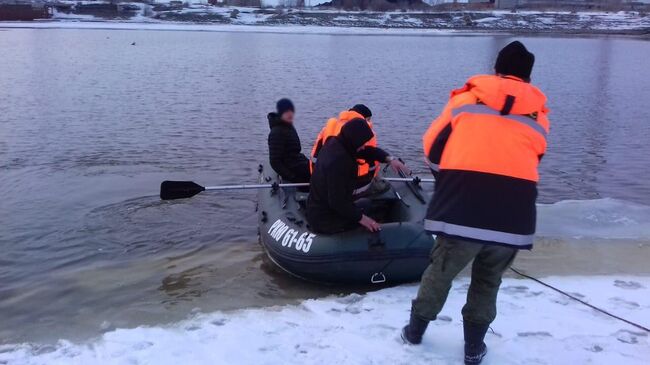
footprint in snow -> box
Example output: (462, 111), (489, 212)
(585, 344), (603, 353)
(609, 297), (640, 309)
(132, 341), (154, 351)
(568, 292), (585, 299)
(502, 285), (544, 298)
(614, 280), (645, 290)
(437, 315), (452, 322)
(294, 342), (328, 353)
(614, 329), (647, 344)
(258, 345), (280, 352)
(210, 318), (228, 326)
(501, 285), (530, 295)
(362, 323), (398, 332)
(517, 331), (553, 338)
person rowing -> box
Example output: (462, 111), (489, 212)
(310, 104), (409, 196)
(306, 119), (386, 234)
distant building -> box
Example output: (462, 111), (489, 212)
(0, 0), (51, 20)
(494, 0), (641, 9)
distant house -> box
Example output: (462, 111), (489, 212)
(223, 0), (262, 6)
(169, 0), (184, 9)
(0, 1), (51, 21)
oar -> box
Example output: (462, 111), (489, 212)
(160, 180), (309, 200)
(383, 177), (435, 183)
(160, 177), (434, 200)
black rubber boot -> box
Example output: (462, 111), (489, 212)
(401, 313), (429, 345)
(463, 321), (489, 365)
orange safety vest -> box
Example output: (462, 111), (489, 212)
(310, 110), (378, 179)
(422, 74), (550, 249)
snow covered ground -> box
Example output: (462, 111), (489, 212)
(0, 19), (465, 35)
(1, 275), (648, 365)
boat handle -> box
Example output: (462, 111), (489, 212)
(371, 272), (386, 284)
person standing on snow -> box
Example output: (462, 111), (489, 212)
(401, 41), (550, 365)
(267, 98), (311, 183)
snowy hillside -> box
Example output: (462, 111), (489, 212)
(31, 3), (650, 35)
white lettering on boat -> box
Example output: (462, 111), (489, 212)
(267, 219), (315, 253)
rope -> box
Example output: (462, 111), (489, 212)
(510, 267), (650, 333)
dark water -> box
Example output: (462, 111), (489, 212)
(1, 28), (649, 344)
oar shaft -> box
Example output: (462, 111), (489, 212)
(383, 177), (435, 183)
(204, 183), (310, 191)
(203, 179), (432, 191)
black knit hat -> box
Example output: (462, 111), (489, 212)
(339, 118), (374, 153)
(276, 98), (295, 115)
(494, 41), (535, 81)
(350, 104), (372, 119)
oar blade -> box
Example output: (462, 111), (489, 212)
(160, 181), (205, 200)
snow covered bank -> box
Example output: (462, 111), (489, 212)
(1, 275), (648, 365)
(3, 6), (650, 35)
(0, 20), (463, 35)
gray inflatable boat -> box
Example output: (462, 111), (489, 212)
(257, 162), (435, 285)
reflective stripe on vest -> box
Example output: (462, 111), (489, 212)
(451, 104), (547, 139)
(424, 219), (534, 247)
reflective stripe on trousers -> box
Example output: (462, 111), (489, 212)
(424, 219), (534, 247)
(451, 104), (547, 139)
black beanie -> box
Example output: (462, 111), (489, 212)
(494, 41), (535, 81)
(339, 118), (374, 153)
(276, 98), (295, 115)
(350, 104), (372, 119)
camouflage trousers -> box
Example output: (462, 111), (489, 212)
(412, 236), (518, 325)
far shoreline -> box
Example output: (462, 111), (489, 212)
(1, 19), (649, 40)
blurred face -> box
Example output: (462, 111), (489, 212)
(281, 110), (294, 123)
(365, 116), (372, 123)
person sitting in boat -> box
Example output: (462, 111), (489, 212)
(306, 118), (383, 234)
(267, 98), (311, 183)
(401, 41), (550, 365)
(310, 104), (409, 196)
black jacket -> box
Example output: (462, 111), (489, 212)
(306, 119), (375, 234)
(267, 113), (310, 183)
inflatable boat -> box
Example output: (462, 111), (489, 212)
(257, 163), (435, 285)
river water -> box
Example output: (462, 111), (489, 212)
(1, 27), (649, 345)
